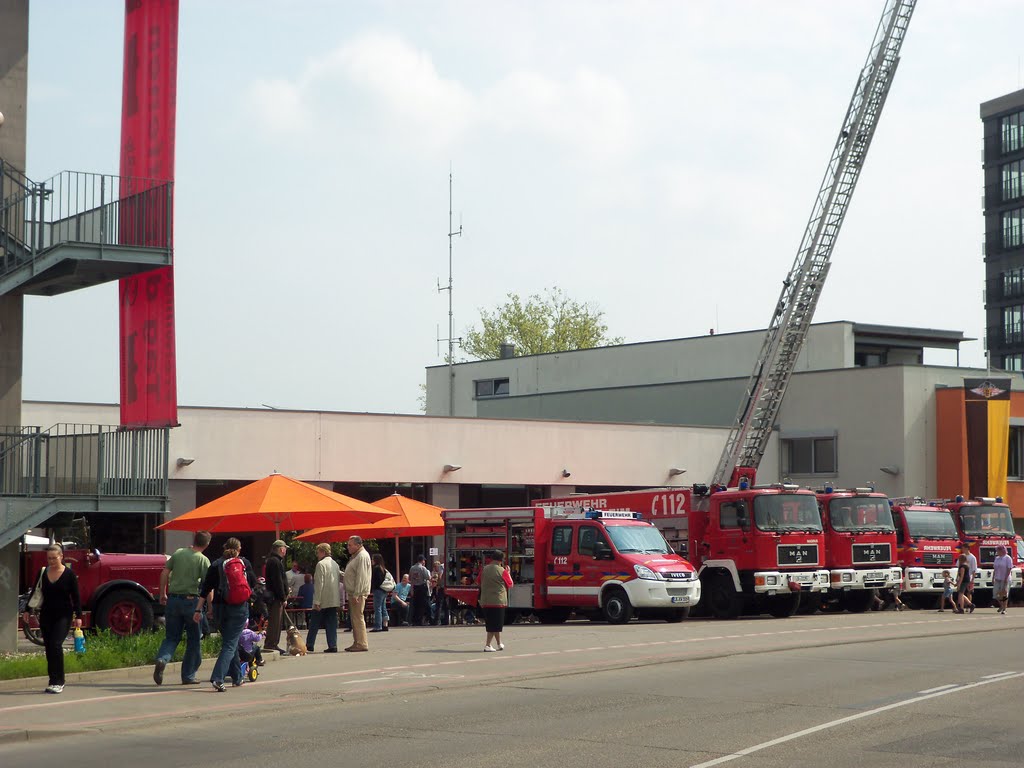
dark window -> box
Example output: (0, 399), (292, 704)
(1002, 111), (1024, 154)
(474, 378), (510, 399)
(783, 437), (837, 475)
(1003, 208), (1023, 249)
(719, 501), (747, 529)
(577, 526), (609, 557)
(1004, 305), (1024, 345)
(1004, 354), (1023, 372)
(1003, 268), (1024, 300)
(1003, 159), (1024, 202)
(551, 526), (573, 556)
(1009, 426), (1024, 480)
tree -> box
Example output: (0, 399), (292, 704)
(462, 287), (623, 360)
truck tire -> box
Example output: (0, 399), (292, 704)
(602, 587), (634, 624)
(707, 574), (743, 620)
(537, 608), (570, 624)
(765, 593), (800, 618)
(95, 589), (154, 636)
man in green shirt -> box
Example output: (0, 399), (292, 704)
(153, 531), (212, 685)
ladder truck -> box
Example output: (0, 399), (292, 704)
(690, 0), (917, 619)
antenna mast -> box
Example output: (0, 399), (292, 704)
(437, 169), (463, 416)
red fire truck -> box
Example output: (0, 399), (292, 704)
(888, 499), (960, 607)
(19, 523), (167, 644)
(943, 495), (1023, 604)
(538, 486), (829, 619)
(814, 487), (902, 612)
(443, 506), (700, 624)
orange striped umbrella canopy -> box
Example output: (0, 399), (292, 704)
(157, 474), (398, 536)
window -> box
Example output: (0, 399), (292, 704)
(1003, 268), (1024, 300)
(1002, 111), (1024, 154)
(1009, 426), (1024, 480)
(551, 526), (573, 556)
(719, 501), (748, 529)
(782, 436), (837, 475)
(1004, 305), (1024, 345)
(1003, 159), (1024, 202)
(474, 378), (510, 398)
(1004, 353), (1023, 372)
(855, 351), (885, 367)
(1003, 207), (1024, 249)
(577, 526), (609, 557)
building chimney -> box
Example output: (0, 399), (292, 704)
(499, 342), (516, 359)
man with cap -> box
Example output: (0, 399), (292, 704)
(263, 539), (289, 653)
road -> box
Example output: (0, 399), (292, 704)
(1, 610), (1021, 768)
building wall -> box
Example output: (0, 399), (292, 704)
(427, 321), (854, 417)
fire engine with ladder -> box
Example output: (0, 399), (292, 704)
(541, 0), (916, 620)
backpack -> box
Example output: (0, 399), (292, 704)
(221, 557), (252, 605)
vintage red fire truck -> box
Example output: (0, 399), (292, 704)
(943, 495), (1022, 603)
(814, 487), (902, 612)
(19, 523), (167, 643)
(538, 485), (830, 619)
(443, 506), (700, 624)
(888, 499), (960, 607)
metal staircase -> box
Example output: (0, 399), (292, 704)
(0, 424), (169, 549)
(712, 0), (917, 487)
(0, 161), (173, 296)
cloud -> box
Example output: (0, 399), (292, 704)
(243, 31), (636, 162)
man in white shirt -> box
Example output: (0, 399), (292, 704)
(287, 562), (305, 597)
(305, 544), (341, 653)
(992, 545), (1014, 615)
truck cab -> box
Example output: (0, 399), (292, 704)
(815, 487), (902, 612)
(943, 496), (1023, 601)
(689, 484), (830, 619)
(888, 499), (960, 606)
(443, 506), (700, 625)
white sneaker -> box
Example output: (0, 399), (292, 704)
(45, 684), (63, 694)
(484, 645), (496, 652)
(497, 643), (505, 651)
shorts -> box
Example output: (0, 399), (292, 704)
(942, 589), (953, 599)
(957, 580), (970, 596)
(993, 579), (1009, 600)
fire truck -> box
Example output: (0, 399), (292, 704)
(888, 499), (960, 607)
(443, 506), (700, 624)
(814, 487), (902, 612)
(943, 495), (1023, 604)
(18, 520), (167, 644)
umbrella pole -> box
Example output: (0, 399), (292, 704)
(394, 537), (400, 577)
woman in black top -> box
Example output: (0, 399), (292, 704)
(370, 554), (388, 632)
(21, 544), (83, 693)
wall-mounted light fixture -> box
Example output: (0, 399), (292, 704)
(561, 469), (572, 478)
(879, 465), (900, 476)
(443, 464), (462, 473)
(176, 457), (196, 467)
(668, 467), (686, 477)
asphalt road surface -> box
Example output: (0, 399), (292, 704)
(1, 609), (1021, 768)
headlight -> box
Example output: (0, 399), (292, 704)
(842, 573), (853, 582)
(634, 564), (660, 580)
(766, 575), (778, 586)
(908, 570), (923, 580)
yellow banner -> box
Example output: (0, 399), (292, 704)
(988, 399), (1010, 499)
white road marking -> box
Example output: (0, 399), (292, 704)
(917, 684), (957, 694)
(982, 670), (1016, 679)
(688, 671), (1024, 768)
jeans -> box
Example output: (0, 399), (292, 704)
(373, 589), (389, 630)
(211, 602), (248, 684)
(305, 607), (338, 651)
(157, 594), (202, 682)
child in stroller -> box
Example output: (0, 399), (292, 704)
(238, 618), (266, 682)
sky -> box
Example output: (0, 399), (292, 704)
(17, 0), (1024, 415)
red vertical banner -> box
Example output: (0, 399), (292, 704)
(119, 0), (179, 427)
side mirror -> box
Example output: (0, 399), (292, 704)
(736, 512), (750, 530)
(593, 542), (612, 560)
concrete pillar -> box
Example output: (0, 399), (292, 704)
(0, 0), (29, 655)
(163, 479), (197, 553)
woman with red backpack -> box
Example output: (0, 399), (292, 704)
(196, 537), (256, 692)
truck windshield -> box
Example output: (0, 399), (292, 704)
(957, 505), (1015, 537)
(901, 510), (959, 539)
(754, 495), (822, 532)
(605, 525), (671, 555)
(828, 498), (895, 533)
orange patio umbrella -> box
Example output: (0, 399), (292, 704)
(157, 474), (398, 537)
(298, 493), (444, 571)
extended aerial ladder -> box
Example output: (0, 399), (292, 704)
(712, 0), (917, 489)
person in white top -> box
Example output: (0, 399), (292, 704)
(992, 545), (1014, 615)
(286, 562), (305, 597)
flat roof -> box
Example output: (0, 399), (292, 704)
(852, 323), (971, 351)
(981, 87), (1024, 119)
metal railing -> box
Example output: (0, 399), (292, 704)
(0, 423), (169, 499)
(0, 161), (173, 278)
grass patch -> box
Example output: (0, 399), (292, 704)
(0, 630), (222, 681)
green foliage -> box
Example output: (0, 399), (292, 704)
(0, 629), (222, 681)
(461, 287), (623, 360)
(283, 533), (381, 573)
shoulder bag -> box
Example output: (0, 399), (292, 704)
(381, 570), (396, 592)
(27, 567), (45, 610)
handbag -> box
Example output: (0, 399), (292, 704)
(27, 568), (45, 611)
(381, 571), (396, 592)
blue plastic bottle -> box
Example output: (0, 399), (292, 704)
(73, 627), (86, 654)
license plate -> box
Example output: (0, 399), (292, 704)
(671, 596), (690, 604)
(865, 572), (884, 581)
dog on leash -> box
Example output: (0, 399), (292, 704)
(286, 625), (307, 656)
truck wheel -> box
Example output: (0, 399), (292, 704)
(708, 574), (743, 620)
(602, 587), (634, 624)
(765, 593), (800, 618)
(841, 590), (873, 613)
(96, 589), (154, 636)
(665, 608), (689, 623)
(537, 608), (570, 624)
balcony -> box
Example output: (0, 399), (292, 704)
(0, 162), (173, 297)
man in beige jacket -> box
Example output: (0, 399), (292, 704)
(306, 543), (341, 653)
(343, 536), (372, 651)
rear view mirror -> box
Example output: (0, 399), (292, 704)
(593, 542), (613, 560)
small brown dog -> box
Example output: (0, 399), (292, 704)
(286, 626), (307, 656)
